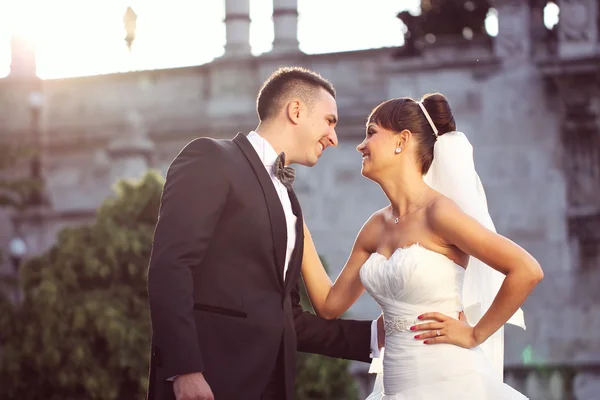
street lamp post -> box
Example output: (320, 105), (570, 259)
(8, 236), (27, 303)
(105, 4), (154, 182)
(29, 89), (43, 173)
(27, 81), (46, 206)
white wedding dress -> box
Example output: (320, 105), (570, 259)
(360, 243), (527, 399)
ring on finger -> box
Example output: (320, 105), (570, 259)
(436, 329), (441, 336)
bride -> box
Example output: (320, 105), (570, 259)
(301, 93), (543, 399)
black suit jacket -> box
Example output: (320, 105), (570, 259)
(147, 133), (372, 400)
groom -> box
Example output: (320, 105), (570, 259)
(146, 67), (383, 400)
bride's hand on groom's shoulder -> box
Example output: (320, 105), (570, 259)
(410, 311), (479, 349)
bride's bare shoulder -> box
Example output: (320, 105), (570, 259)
(356, 208), (388, 251)
(424, 194), (465, 229)
(366, 207), (389, 229)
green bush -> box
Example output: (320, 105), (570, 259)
(0, 172), (160, 400)
(0, 170), (358, 399)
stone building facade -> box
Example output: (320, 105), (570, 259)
(0, 1), (598, 399)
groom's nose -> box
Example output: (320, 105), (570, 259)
(327, 130), (338, 147)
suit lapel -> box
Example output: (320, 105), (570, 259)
(285, 189), (304, 293)
(233, 133), (287, 287)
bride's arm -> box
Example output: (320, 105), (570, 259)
(422, 197), (543, 347)
(301, 215), (379, 320)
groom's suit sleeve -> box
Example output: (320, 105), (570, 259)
(147, 138), (230, 381)
(291, 282), (373, 363)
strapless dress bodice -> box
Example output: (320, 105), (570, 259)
(359, 244), (527, 399)
(360, 244), (464, 324)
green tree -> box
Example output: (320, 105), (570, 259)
(0, 142), (45, 315)
(0, 275), (17, 304)
(0, 170), (359, 399)
(0, 172), (160, 400)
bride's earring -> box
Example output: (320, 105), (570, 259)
(395, 147), (402, 154)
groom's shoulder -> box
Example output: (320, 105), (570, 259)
(176, 137), (235, 160)
(164, 138), (236, 177)
(184, 136), (230, 152)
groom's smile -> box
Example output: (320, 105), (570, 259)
(316, 140), (328, 157)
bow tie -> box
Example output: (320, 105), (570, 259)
(272, 152), (295, 190)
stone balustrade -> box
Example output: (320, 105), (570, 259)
(350, 363), (600, 400)
(505, 363), (600, 400)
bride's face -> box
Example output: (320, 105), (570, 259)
(357, 123), (400, 180)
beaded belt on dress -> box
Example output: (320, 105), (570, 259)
(383, 316), (419, 336)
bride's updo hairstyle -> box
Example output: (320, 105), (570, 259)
(367, 93), (456, 174)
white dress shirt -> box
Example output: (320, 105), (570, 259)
(247, 131), (380, 359)
(247, 131), (296, 280)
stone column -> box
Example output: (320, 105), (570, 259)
(491, 0), (532, 62)
(530, 0), (557, 59)
(272, 0), (300, 54)
(553, 71), (600, 270)
(224, 0), (251, 57)
(557, 0), (598, 58)
(105, 111), (155, 184)
(554, 71), (600, 393)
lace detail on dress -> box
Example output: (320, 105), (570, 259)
(383, 316), (419, 336)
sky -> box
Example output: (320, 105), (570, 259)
(0, 0), (559, 80)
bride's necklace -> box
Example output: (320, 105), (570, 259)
(390, 189), (429, 224)
(390, 205), (417, 224)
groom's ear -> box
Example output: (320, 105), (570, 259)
(286, 99), (302, 125)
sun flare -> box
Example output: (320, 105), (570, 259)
(0, 0), (559, 80)
(0, 0), (227, 79)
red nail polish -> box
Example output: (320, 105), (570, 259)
(414, 335), (419, 339)
(410, 326), (416, 331)
(424, 340), (429, 344)
(418, 315), (423, 319)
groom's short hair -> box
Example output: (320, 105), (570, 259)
(256, 67), (336, 121)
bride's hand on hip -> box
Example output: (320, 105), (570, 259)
(410, 311), (479, 349)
